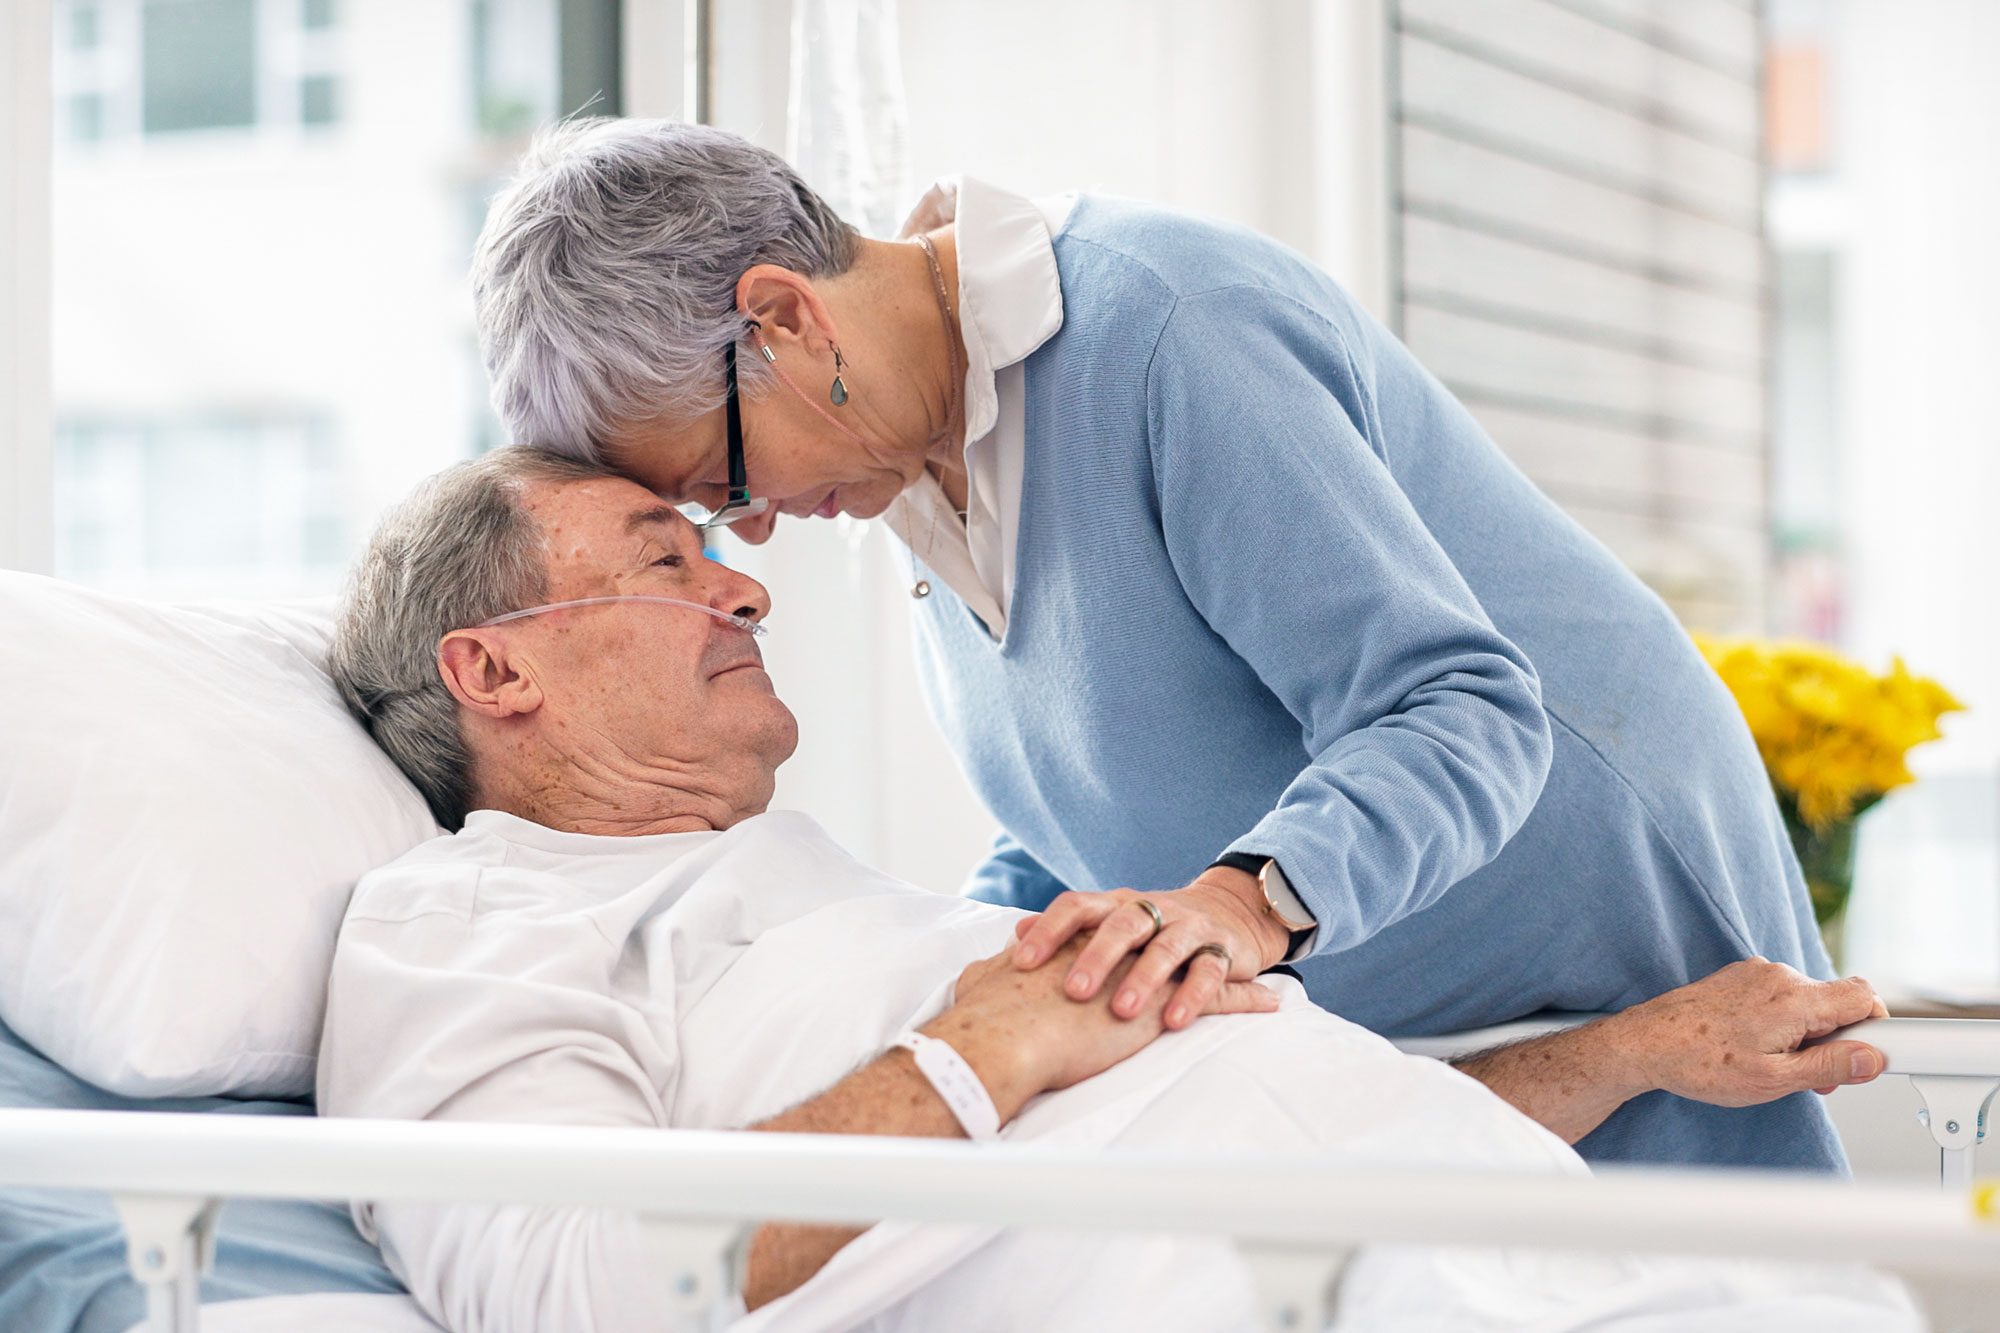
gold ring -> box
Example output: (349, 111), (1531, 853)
(1136, 898), (1166, 942)
(1190, 943), (1231, 970)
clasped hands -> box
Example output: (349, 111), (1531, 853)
(996, 869), (1894, 1117)
(1010, 866), (1287, 1031)
(926, 868), (1284, 1119)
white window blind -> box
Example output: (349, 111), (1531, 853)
(1388, 0), (1770, 633)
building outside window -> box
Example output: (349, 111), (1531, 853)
(54, 0), (342, 143)
(49, 0), (618, 602)
(55, 416), (343, 596)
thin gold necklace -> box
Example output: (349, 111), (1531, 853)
(916, 232), (965, 456)
(913, 233), (969, 592)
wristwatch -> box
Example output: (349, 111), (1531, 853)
(1209, 852), (1318, 962)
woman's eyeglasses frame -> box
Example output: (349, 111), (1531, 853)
(698, 329), (769, 531)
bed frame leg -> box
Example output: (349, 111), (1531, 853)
(114, 1194), (221, 1333)
(638, 1218), (752, 1319)
(1240, 1242), (1351, 1332)
(1910, 1075), (1998, 1190)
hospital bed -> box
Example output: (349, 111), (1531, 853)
(2, 1015), (1997, 1333)
(3, 574), (1998, 1332)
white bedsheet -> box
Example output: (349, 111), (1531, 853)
(121, 1293), (443, 1333)
(319, 810), (1917, 1332)
(737, 979), (1917, 1332)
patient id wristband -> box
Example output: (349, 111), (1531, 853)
(892, 1031), (1001, 1141)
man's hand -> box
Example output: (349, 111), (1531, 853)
(1608, 958), (1888, 1105)
(741, 940), (1275, 1309)
(1455, 959), (1889, 1144)
(1009, 869), (1292, 1031)
(931, 937), (1281, 1119)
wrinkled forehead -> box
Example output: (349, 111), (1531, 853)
(519, 475), (701, 588)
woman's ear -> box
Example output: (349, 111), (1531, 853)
(736, 265), (835, 354)
(438, 631), (543, 720)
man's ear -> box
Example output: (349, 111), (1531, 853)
(736, 264), (835, 355)
(438, 631), (543, 720)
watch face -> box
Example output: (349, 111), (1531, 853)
(1260, 860), (1315, 934)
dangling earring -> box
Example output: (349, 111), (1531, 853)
(829, 346), (849, 406)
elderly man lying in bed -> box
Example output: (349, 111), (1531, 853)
(320, 448), (1907, 1332)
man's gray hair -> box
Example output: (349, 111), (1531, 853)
(472, 118), (859, 463)
(329, 446), (614, 829)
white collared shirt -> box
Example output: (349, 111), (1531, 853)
(882, 176), (1073, 641)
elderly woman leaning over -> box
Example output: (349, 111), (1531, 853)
(318, 449), (1898, 1332)
(472, 119), (1851, 1174)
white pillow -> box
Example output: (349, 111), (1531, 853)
(0, 572), (442, 1098)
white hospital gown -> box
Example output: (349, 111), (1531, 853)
(316, 810), (1917, 1333)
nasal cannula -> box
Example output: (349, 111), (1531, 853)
(477, 596), (766, 635)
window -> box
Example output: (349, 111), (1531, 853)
(70, 3), (104, 48)
(473, 0), (559, 138)
(55, 417), (343, 598)
(1766, 41), (1832, 175)
(50, 0), (621, 601)
(53, 0), (345, 144)
(1770, 249), (1842, 642)
(141, 0), (257, 134)
(56, 0), (126, 143)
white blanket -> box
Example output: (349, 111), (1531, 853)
(319, 809), (1917, 1332)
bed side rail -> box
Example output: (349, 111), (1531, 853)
(2, 1109), (1998, 1333)
(1392, 1015), (2000, 1188)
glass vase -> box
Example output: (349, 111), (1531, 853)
(1781, 799), (1859, 973)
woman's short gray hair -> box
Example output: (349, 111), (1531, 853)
(329, 447), (613, 829)
(472, 118), (859, 462)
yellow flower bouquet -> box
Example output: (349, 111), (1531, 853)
(1692, 634), (1964, 960)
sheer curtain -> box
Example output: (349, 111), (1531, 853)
(748, 0), (991, 892)
(787, 0), (911, 238)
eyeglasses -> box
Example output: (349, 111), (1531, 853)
(695, 332), (770, 532)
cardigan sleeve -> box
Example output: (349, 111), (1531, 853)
(1144, 284), (1553, 957)
(963, 827), (1069, 911)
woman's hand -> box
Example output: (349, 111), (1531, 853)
(1010, 867), (1293, 1030)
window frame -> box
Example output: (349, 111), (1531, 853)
(2, 0), (54, 575)
(619, 0), (688, 119)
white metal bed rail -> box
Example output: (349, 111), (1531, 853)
(1395, 1015), (2000, 1188)
(2, 1108), (1998, 1333)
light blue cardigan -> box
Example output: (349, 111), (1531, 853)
(906, 197), (1842, 1172)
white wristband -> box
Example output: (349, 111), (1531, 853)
(892, 1031), (1001, 1141)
